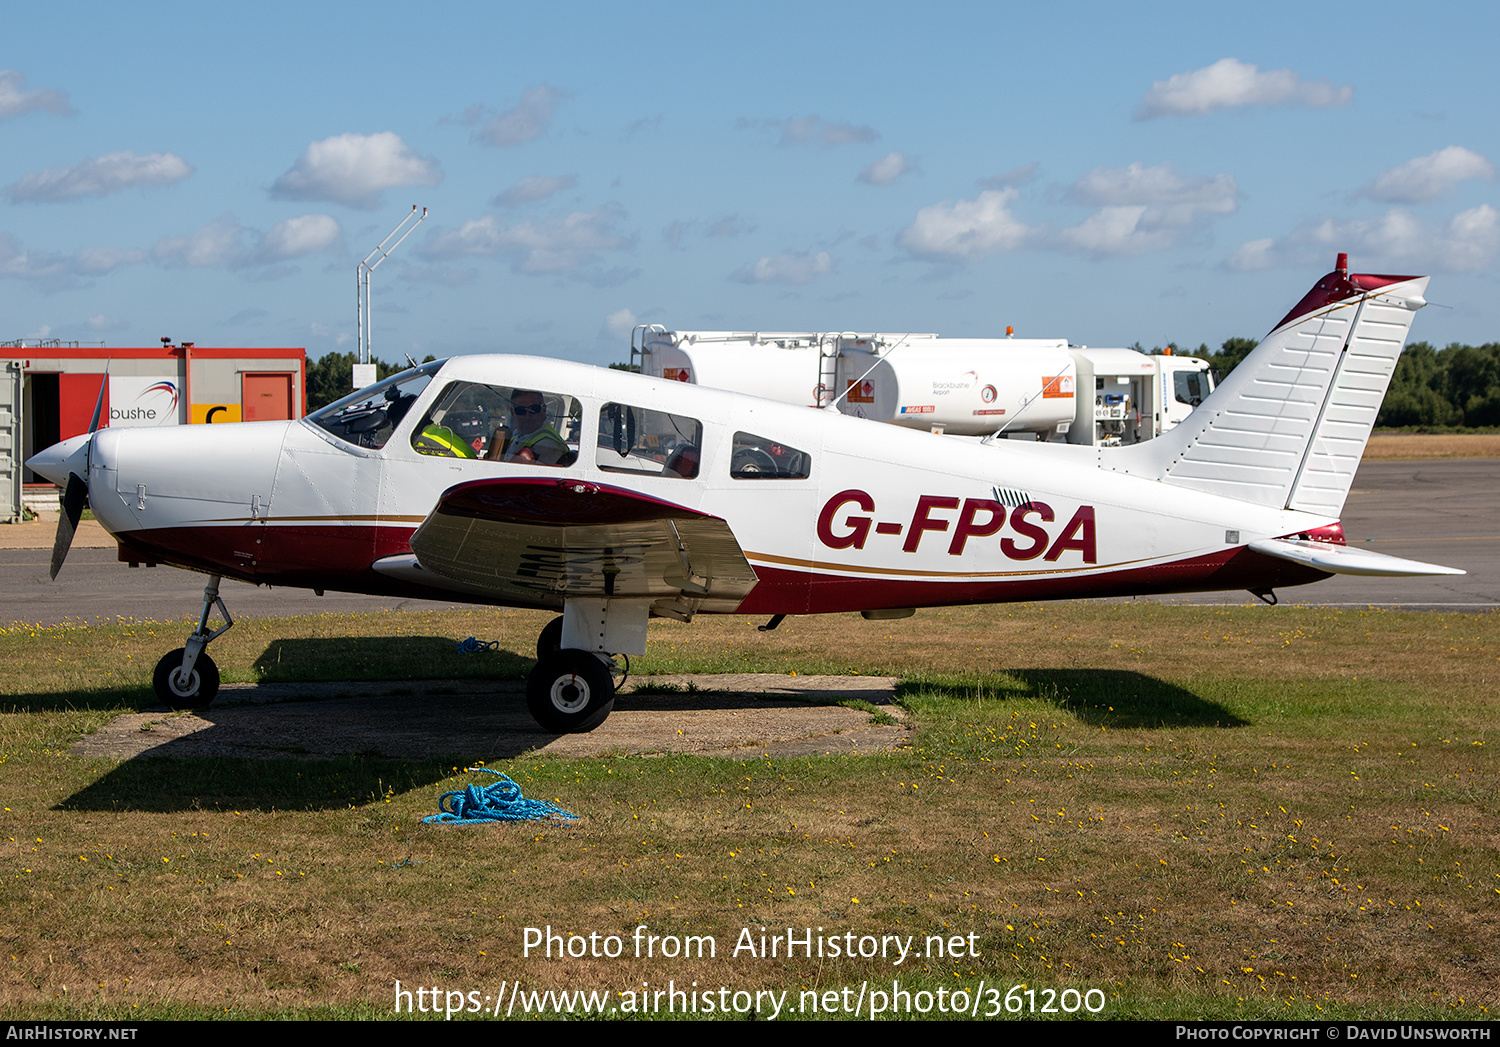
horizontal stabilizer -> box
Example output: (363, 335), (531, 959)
(1248, 538), (1464, 578)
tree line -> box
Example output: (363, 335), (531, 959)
(1167, 338), (1500, 429)
(305, 351), (430, 413)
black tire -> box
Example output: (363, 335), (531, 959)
(536, 616), (565, 662)
(152, 648), (219, 710)
(526, 650), (615, 733)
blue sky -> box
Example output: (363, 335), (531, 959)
(3, 1), (1496, 366)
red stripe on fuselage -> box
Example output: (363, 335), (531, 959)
(113, 523), (467, 602)
(111, 523), (1330, 617)
(733, 547), (1329, 614)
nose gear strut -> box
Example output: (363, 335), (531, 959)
(151, 575), (233, 710)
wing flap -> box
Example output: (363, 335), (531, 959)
(404, 477), (758, 603)
(1249, 537), (1465, 578)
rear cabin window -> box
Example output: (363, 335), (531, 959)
(412, 382), (580, 467)
(730, 432), (811, 479)
(596, 403), (702, 479)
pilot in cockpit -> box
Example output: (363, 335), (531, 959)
(485, 389), (570, 465)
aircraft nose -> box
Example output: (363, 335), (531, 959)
(24, 433), (92, 487)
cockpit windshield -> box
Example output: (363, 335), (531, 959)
(305, 361), (444, 449)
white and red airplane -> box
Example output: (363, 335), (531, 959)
(26, 256), (1461, 732)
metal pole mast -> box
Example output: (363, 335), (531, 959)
(356, 205), (428, 370)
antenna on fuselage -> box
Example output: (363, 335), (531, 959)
(355, 205), (428, 389)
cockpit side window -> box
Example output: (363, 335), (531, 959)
(306, 363), (440, 449)
(730, 432), (811, 479)
(596, 403), (703, 478)
(412, 381), (580, 466)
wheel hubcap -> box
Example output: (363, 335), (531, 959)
(549, 674), (589, 713)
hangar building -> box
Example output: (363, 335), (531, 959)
(2, 340), (305, 521)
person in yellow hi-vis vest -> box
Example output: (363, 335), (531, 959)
(490, 390), (568, 465)
(413, 421), (477, 458)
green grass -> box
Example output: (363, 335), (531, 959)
(0, 603), (1495, 1020)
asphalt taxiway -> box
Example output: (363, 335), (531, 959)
(1, 459), (1494, 627)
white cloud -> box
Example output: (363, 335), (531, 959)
(259, 214), (342, 260)
(152, 215), (251, 268)
(152, 213), (343, 269)
(71, 246), (147, 274)
(474, 85), (564, 147)
(858, 151), (913, 186)
(0, 233), (68, 287)
(730, 250), (834, 285)
(1057, 163), (1240, 256)
(270, 132), (441, 209)
(1226, 205), (1500, 273)
(1224, 237), (1276, 272)
(493, 174), (577, 207)
(742, 116), (879, 147)
(0, 69), (72, 120)
(1058, 207), (1164, 256)
(87, 314), (128, 332)
(5, 151), (193, 203)
(1064, 163), (1238, 209)
(0, 234), (144, 291)
(662, 214), (751, 248)
(420, 204), (634, 278)
(1361, 146), (1496, 204)
(1136, 58), (1352, 119)
(897, 188), (1032, 261)
(604, 308), (637, 340)
(899, 166), (1238, 263)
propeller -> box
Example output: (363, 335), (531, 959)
(50, 473), (87, 580)
(47, 371), (107, 579)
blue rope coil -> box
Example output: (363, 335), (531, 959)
(423, 768), (578, 825)
(455, 636), (500, 654)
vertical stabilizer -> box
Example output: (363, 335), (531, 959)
(1110, 257), (1428, 517)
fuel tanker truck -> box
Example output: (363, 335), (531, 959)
(629, 326), (1214, 446)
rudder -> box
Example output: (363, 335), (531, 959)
(1110, 256), (1428, 517)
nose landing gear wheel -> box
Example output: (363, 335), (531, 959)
(152, 648), (220, 710)
(526, 650), (615, 733)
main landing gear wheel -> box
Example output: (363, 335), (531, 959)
(526, 650), (615, 733)
(152, 648), (220, 710)
(536, 615), (564, 661)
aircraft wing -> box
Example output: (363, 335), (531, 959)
(379, 476), (759, 604)
(1249, 538), (1465, 578)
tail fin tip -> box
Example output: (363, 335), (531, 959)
(1272, 253), (1424, 333)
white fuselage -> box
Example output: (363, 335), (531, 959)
(69, 354), (1334, 614)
